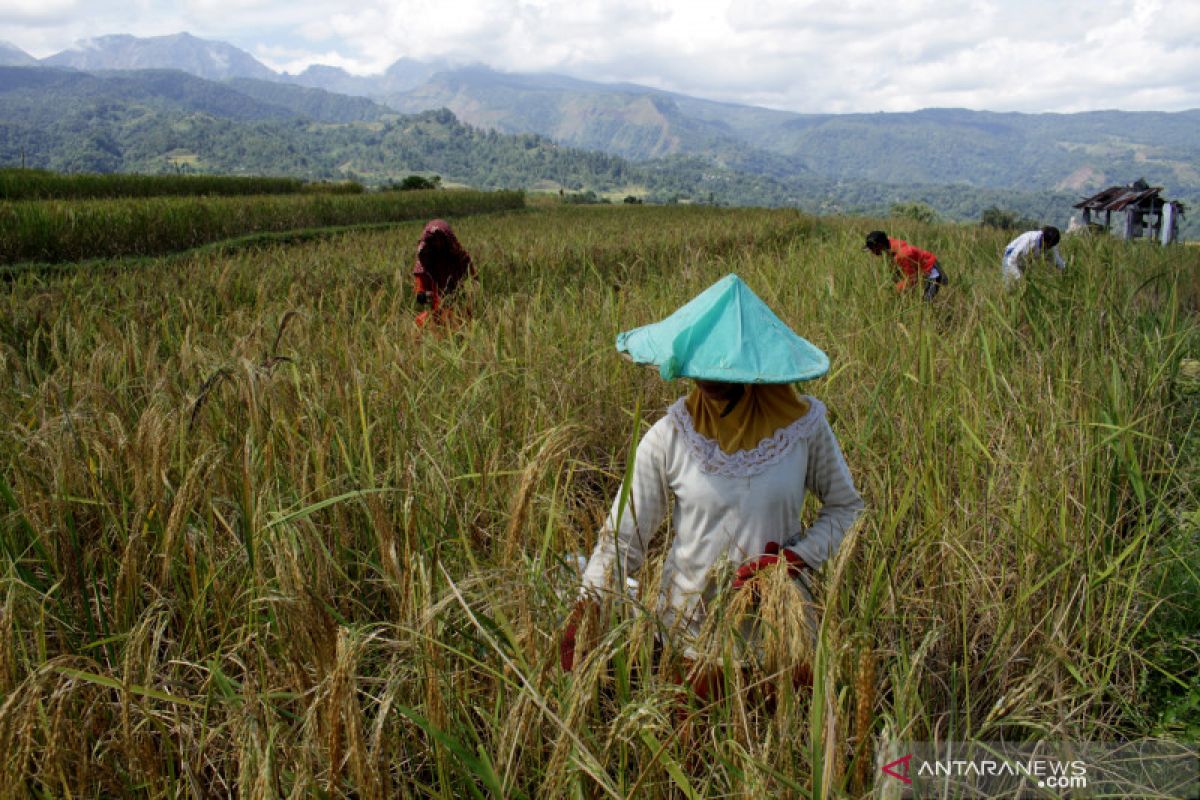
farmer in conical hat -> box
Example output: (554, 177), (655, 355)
(412, 219), (476, 327)
(560, 274), (864, 696)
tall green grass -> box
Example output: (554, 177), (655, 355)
(0, 206), (1196, 797)
(0, 168), (361, 201)
(0, 189), (525, 265)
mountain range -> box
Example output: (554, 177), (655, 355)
(0, 41), (37, 67)
(3, 31), (1198, 232)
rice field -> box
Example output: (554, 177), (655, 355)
(0, 169), (347, 201)
(0, 204), (1197, 797)
(0, 188), (525, 266)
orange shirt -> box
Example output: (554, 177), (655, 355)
(887, 238), (938, 291)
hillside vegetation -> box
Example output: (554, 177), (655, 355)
(0, 187), (524, 265)
(2, 66), (1196, 236)
(0, 168), (318, 200)
(1, 205), (1196, 796)
(384, 67), (1200, 192)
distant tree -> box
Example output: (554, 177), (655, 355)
(980, 206), (1039, 230)
(389, 174), (442, 191)
(562, 190), (609, 205)
(889, 201), (938, 224)
(623, 195), (643, 204)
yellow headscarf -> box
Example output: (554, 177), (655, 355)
(685, 384), (811, 454)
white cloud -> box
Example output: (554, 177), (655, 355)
(0, 0), (81, 27)
(0, 0), (81, 26)
(0, 0), (1197, 111)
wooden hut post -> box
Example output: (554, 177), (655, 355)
(1161, 203), (1178, 246)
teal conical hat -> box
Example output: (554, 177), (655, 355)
(616, 274), (829, 383)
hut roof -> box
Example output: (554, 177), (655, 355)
(1073, 183), (1164, 212)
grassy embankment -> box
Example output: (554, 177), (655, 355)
(0, 188), (526, 266)
(1, 205), (1197, 797)
(0, 168), (363, 201)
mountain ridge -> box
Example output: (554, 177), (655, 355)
(7, 32), (1197, 233)
(0, 65), (1087, 218)
(43, 32), (277, 81)
(31, 31), (1184, 198)
(0, 41), (37, 67)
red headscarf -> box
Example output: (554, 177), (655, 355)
(412, 219), (475, 301)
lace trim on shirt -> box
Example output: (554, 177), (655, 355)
(667, 395), (826, 477)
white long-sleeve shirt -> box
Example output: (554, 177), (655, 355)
(1003, 230), (1066, 277)
(580, 395), (863, 637)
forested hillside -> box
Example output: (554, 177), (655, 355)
(16, 33), (1199, 211)
(387, 67), (1200, 196)
(224, 78), (395, 123)
(0, 65), (1194, 234)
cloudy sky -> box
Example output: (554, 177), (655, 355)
(1, 0), (1198, 113)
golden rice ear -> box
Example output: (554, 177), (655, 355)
(759, 566), (819, 676)
(853, 636), (877, 795)
(503, 425), (577, 566)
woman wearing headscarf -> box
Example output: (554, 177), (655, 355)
(412, 219), (476, 327)
(560, 274), (864, 697)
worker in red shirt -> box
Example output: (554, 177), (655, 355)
(864, 230), (947, 301)
(412, 219), (476, 327)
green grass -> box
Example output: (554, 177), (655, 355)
(0, 168), (324, 200)
(0, 188), (525, 265)
(0, 205), (1196, 797)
